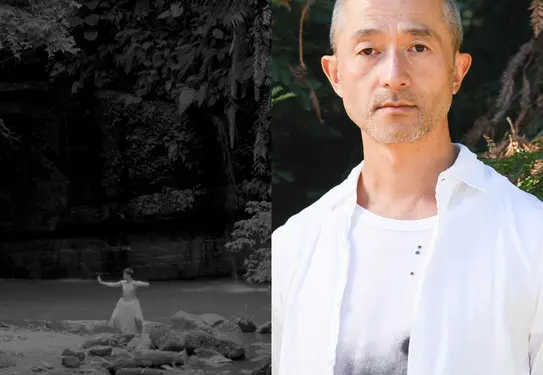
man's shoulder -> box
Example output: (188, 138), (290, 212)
(271, 175), (354, 288)
(483, 161), (543, 219)
(273, 175), (352, 242)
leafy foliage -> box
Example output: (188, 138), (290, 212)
(470, 0), (543, 201)
(480, 130), (543, 199)
(0, 0), (271, 248)
(49, 0), (271, 179)
(129, 188), (197, 216)
(0, 0), (79, 58)
(225, 200), (271, 283)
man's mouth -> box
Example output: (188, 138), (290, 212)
(376, 102), (416, 113)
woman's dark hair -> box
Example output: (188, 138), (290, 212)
(123, 268), (134, 276)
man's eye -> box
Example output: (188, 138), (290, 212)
(360, 48), (375, 55)
(412, 44), (428, 52)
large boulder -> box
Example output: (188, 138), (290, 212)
(88, 346), (113, 357)
(148, 323), (185, 351)
(171, 310), (214, 334)
(234, 316), (258, 333)
(194, 348), (222, 358)
(183, 330), (245, 360)
(256, 321), (271, 334)
(61, 356), (80, 368)
(215, 320), (243, 335)
(62, 348), (85, 361)
(198, 313), (225, 327)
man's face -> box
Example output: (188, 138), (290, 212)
(322, 0), (471, 144)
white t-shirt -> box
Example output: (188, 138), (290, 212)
(334, 205), (437, 375)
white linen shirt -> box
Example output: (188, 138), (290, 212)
(272, 143), (543, 375)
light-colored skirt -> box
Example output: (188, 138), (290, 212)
(108, 298), (144, 334)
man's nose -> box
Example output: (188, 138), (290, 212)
(378, 48), (411, 90)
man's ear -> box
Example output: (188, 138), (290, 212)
(321, 54), (344, 98)
(452, 52), (472, 95)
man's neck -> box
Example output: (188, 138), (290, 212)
(357, 125), (458, 220)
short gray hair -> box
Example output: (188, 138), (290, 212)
(329, 0), (463, 54)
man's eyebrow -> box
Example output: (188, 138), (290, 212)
(351, 26), (440, 42)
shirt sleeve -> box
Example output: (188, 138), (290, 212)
(272, 226), (286, 375)
(272, 223), (300, 375)
(529, 242), (543, 373)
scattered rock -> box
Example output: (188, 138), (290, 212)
(207, 355), (233, 366)
(88, 346), (112, 357)
(252, 359), (271, 375)
(199, 313), (225, 327)
(40, 361), (54, 369)
(187, 355), (211, 370)
(47, 371), (73, 375)
(256, 322), (271, 334)
(194, 348), (222, 358)
(215, 320), (243, 336)
(0, 355), (16, 369)
(235, 317), (257, 333)
(185, 355), (231, 370)
(148, 324), (185, 351)
(56, 320), (116, 335)
(110, 347), (132, 359)
(62, 349), (85, 361)
(184, 330), (245, 360)
(61, 355), (80, 368)
(171, 310), (215, 334)
(81, 333), (135, 349)
(132, 349), (185, 365)
(116, 369), (165, 375)
(127, 334), (152, 350)
(107, 350), (184, 372)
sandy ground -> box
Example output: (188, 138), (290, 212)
(0, 325), (94, 375)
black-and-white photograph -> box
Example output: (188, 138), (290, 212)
(0, 1), (271, 374)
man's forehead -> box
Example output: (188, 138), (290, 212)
(340, 0), (445, 38)
(343, 0), (443, 11)
(342, 0), (443, 21)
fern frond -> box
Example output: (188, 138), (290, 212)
(196, 82), (208, 106)
(491, 40), (533, 123)
(529, 0), (543, 36)
(177, 87), (196, 115)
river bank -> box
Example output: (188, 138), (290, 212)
(0, 319), (271, 375)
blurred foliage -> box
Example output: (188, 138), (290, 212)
(225, 200), (271, 283)
(272, 0), (543, 228)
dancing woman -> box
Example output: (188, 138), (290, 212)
(97, 268), (149, 336)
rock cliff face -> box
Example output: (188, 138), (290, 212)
(0, 234), (242, 280)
